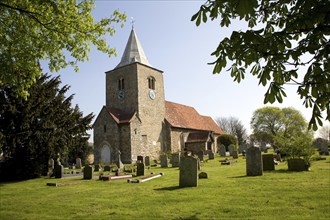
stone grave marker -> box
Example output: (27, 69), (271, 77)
(83, 165), (94, 179)
(232, 150), (239, 159)
(246, 146), (263, 176)
(54, 165), (64, 178)
(49, 159), (54, 170)
(197, 151), (204, 162)
(145, 156), (150, 166)
(208, 151), (215, 160)
(76, 158), (82, 169)
(136, 161), (145, 176)
(262, 154), (275, 171)
(228, 144), (235, 156)
(94, 164), (100, 172)
(137, 155), (144, 162)
(171, 153), (180, 167)
(219, 144), (226, 156)
(160, 155), (168, 168)
(288, 158), (308, 171)
(179, 156), (198, 187)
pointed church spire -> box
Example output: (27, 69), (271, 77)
(115, 29), (151, 69)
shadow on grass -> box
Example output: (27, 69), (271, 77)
(154, 185), (181, 191)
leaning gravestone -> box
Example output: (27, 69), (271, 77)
(83, 165), (94, 179)
(171, 153), (180, 167)
(76, 158), (82, 169)
(246, 146), (263, 176)
(136, 161), (145, 176)
(54, 165), (64, 178)
(228, 144), (236, 156)
(219, 144), (226, 157)
(262, 154), (275, 171)
(160, 155), (168, 168)
(179, 156), (198, 187)
(208, 151), (215, 160)
(145, 156), (150, 166)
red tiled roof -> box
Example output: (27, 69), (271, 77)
(165, 101), (223, 134)
(105, 107), (136, 124)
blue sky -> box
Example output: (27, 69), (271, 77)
(44, 0), (327, 140)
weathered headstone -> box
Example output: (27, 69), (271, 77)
(198, 172), (208, 179)
(287, 158), (308, 171)
(76, 158), (82, 169)
(262, 154), (275, 171)
(197, 151), (204, 162)
(179, 156), (198, 187)
(219, 144), (226, 157)
(145, 156), (150, 166)
(171, 153), (180, 167)
(83, 165), (94, 179)
(238, 143), (247, 154)
(117, 151), (124, 170)
(246, 147), (263, 176)
(49, 159), (54, 169)
(232, 150), (239, 159)
(54, 165), (64, 178)
(137, 155), (144, 162)
(208, 151), (215, 160)
(136, 161), (145, 176)
(228, 144), (236, 156)
(160, 155), (168, 168)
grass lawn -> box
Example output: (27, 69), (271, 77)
(0, 154), (329, 220)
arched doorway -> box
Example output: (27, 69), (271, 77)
(101, 145), (111, 164)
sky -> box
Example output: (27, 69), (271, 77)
(43, 0), (328, 141)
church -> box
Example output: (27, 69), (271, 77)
(93, 28), (223, 164)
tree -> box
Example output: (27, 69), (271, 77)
(192, 0), (330, 130)
(0, 74), (94, 181)
(215, 116), (247, 145)
(251, 106), (309, 148)
(217, 133), (237, 148)
(317, 124), (330, 141)
(0, 0), (126, 98)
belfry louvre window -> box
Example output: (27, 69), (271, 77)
(118, 78), (124, 90)
(148, 77), (155, 90)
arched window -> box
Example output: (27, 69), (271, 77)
(118, 78), (124, 90)
(148, 77), (155, 90)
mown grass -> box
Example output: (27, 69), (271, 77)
(0, 154), (329, 220)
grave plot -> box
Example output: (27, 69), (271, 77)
(127, 173), (164, 183)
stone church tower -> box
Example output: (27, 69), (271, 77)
(93, 29), (165, 164)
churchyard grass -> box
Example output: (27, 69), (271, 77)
(0, 154), (329, 219)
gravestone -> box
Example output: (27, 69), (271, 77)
(171, 153), (180, 167)
(54, 165), (64, 178)
(246, 147), (263, 176)
(117, 151), (124, 170)
(160, 155), (168, 168)
(83, 165), (94, 179)
(49, 159), (54, 169)
(228, 144), (236, 156)
(198, 172), (208, 179)
(288, 158), (308, 171)
(197, 151), (204, 162)
(208, 151), (215, 160)
(94, 164), (100, 172)
(276, 154), (282, 162)
(137, 155), (144, 162)
(238, 143), (247, 154)
(104, 165), (110, 171)
(219, 144), (226, 157)
(262, 154), (275, 171)
(76, 158), (82, 169)
(136, 161), (145, 176)
(179, 156), (198, 187)
(145, 156), (150, 166)
(232, 150), (239, 159)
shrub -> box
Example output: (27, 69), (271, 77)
(217, 134), (237, 147)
